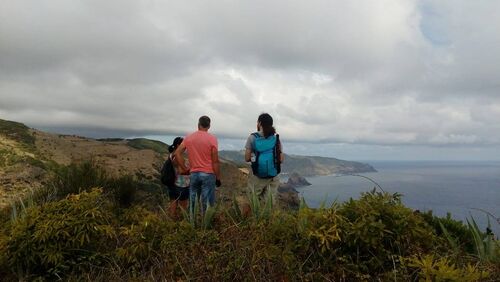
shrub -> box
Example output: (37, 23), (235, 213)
(421, 211), (474, 253)
(107, 175), (137, 208)
(4, 188), (115, 278)
(406, 254), (489, 281)
(48, 160), (109, 199)
(337, 190), (436, 275)
(115, 207), (176, 271)
(31, 160), (138, 209)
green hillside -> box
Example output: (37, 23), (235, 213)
(126, 138), (169, 154)
(0, 119), (35, 149)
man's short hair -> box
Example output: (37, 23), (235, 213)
(198, 115), (211, 128)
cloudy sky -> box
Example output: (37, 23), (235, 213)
(1, 0), (500, 160)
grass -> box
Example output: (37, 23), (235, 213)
(0, 119), (35, 150)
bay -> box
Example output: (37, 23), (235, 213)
(295, 161), (500, 235)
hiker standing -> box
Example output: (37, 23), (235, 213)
(245, 113), (284, 205)
(166, 137), (190, 217)
(175, 116), (222, 215)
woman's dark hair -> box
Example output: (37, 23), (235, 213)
(168, 137), (184, 153)
(258, 113), (276, 138)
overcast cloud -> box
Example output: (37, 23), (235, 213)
(1, 0), (500, 158)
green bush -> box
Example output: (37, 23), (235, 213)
(31, 160), (138, 209)
(337, 190), (436, 274)
(405, 254), (490, 281)
(48, 160), (109, 199)
(421, 211), (474, 253)
(4, 188), (115, 278)
(107, 175), (137, 208)
(115, 207), (173, 270)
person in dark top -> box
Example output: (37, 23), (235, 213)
(167, 137), (190, 217)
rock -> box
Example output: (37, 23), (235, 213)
(286, 172), (311, 188)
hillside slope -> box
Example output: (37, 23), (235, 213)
(0, 119), (252, 208)
(219, 150), (376, 176)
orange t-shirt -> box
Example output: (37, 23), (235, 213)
(184, 130), (218, 174)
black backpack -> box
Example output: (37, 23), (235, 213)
(160, 156), (176, 187)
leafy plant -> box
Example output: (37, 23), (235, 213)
(4, 188), (115, 278)
(421, 211), (474, 253)
(406, 254), (489, 281)
(338, 189), (436, 274)
(47, 160), (109, 199)
(115, 207), (172, 270)
(467, 216), (499, 263)
(247, 188), (274, 221)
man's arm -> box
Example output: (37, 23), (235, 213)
(175, 142), (188, 173)
(211, 147), (221, 180)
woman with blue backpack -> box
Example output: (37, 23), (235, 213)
(244, 113), (284, 206)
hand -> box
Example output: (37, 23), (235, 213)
(216, 179), (222, 187)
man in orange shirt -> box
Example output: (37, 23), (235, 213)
(175, 116), (221, 215)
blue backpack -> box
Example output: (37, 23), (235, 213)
(251, 133), (281, 178)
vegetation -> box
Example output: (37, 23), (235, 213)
(0, 119), (36, 149)
(126, 138), (169, 154)
(0, 162), (498, 281)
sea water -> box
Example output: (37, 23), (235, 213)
(295, 161), (500, 235)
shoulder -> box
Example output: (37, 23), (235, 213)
(246, 132), (258, 142)
(207, 132), (217, 141)
(249, 132), (261, 138)
(207, 133), (218, 146)
(184, 132), (196, 142)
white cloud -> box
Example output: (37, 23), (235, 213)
(0, 0), (499, 148)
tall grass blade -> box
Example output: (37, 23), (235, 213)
(439, 221), (459, 253)
(202, 203), (217, 230)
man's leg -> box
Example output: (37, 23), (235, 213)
(200, 173), (216, 214)
(189, 173), (202, 216)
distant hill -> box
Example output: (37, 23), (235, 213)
(219, 150), (376, 176)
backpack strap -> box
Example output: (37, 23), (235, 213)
(274, 134), (281, 174)
(251, 132), (260, 151)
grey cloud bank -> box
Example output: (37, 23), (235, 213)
(1, 0), (500, 159)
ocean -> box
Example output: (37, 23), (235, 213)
(295, 161), (500, 235)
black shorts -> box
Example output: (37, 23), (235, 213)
(166, 185), (190, 201)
